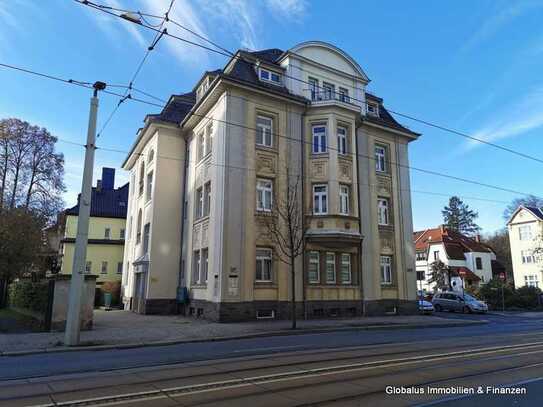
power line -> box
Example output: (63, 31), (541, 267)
(75, 0), (543, 166)
(1, 60), (538, 199)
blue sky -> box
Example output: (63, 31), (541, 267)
(1, 0), (543, 234)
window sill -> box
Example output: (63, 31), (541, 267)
(191, 284), (208, 288)
(381, 283), (396, 288)
(256, 144), (277, 154)
(338, 154), (352, 161)
(310, 152), (329, 159)
(254, 282), (276, 288)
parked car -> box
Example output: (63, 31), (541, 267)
(432, 292), (488, 314)
(418, 299), (434, 314)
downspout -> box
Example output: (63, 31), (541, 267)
(355, 119), (365, 316)
(301, 108), (307, 320)
(177, 127), (188, 314)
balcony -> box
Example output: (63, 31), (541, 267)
(308, 90), (360, 112)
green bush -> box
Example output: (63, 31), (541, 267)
(8, 280), (49, 313)
(478, 278), (542, 310)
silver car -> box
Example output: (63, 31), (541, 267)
(432, 292), (488, 314)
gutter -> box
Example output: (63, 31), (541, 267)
(354, 125), (365, 316)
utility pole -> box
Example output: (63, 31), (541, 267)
(64, 82), (106, 346)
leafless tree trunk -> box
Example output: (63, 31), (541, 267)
(0, 122), (9, 211)
(261, 167), (307, 329)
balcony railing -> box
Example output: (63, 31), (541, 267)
(309, 90), (352, 104)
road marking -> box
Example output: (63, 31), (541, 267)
(233, 345), (306, 353)
(29, 340), (543, 407)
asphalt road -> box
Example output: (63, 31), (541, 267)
(1, 312), (543, 406)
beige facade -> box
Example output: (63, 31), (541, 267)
(508, 206), (543, 289)
(122, 41), (420, 320)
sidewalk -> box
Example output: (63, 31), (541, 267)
(0, 310), (485, 355)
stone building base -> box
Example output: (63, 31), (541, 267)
(363, 299), (418, 316)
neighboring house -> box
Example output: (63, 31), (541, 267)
(507, 206), (543, 289)
(414, 226), (499, 293)
(59, 168), (128, 288)
(122, 41), (421, 320)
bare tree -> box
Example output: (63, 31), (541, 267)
(260, 168), (308, 329)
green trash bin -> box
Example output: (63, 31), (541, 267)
(104, 292), (112, 309)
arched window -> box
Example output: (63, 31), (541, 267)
(136, 209), (142, 244)
(148, 149), (154, 164)
(138, 161), (145, 196)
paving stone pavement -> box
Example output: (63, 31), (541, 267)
(0, 310), (476, 353)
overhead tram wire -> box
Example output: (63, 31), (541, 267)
(95, 0), (176, 139)
(1, 60), (539, 200)
(74, 0), (543, 166)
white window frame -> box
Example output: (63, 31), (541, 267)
(308, 251), (320, 283)
(380, 255), (392, 285)
(337, 126), (347, 155)
(367, 102), (379, 116)
(203, 182), (211, 217)
(339, 185), (350, 215)
(377, 198), (389, 225)
(312, 125), (327, 154)
(256, 115), (273, 147)
(205, 123), (213, 156)
(256, 248), (273, 282)
(259, 68), (281, 85)
(325, 252), (336, 283)
(341, 253), (352, 284)
(256, 178), (273, 212)
(313, 184), (328, 215)
(195, 186), (204, 219)
(192, 250), (201, 285)
(308, 77), (319, 100)
(197, 131), (205, 161)
(525, 275), (539, 288)
(519, 225), (533, 241)
(522, 250), (535, 264)
(375, 145), (387, 172)
(338, 87), (350, 103)
(201, 248), (209, 283)
(146, 170), (153, 202)
(323, 82), (334, 100)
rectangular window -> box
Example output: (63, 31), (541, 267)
(204, 182), (211, 217)
(341, 254), (352, 284)
(375, 145), (387, 172)
(256, 248), (273, 282)
(259, 68), (281, 84)
(323, 82), (334, 100)
(308, 77), (319, 100)
(146, 171), (153, 202)
(339, 87), (350, 103)
(104, 228), (111, 239)
(85, 261), (92, 274)
(312, 125), (327, 153)
(313, 185), (328, 215)
(380, 256), (392, 284)
(120, 228), (125, 240)
(205, 123), (213, 155)
(256, 115), (273, 147)
(525, 275), (539, 288)
(117, 262), (123, 275)
(256, 179), (273, 212)
(196, 187), (204, 219)
(308, 251), (320, 283)
(519, 225), (533, 241)
(416, 251), (427, 261)
(325, 252), (336, 283)
(192, 251), (201, 284)
(521, 250), (535, 264)
(475, 257), (483, 270)
(337, 126), (347, 155)
(143, 223), (150, 253)
(367, 102), (379, 116)
(201, 248), (209, 283)
(339, 185), (350, 215)
(377, 198), (389, 225)
(197, 131), (205, 161)
(434, 250), (440, 261)
(417, 270), (425, 281)
(101, 261), (108, 275)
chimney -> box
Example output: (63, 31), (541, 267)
(101, 167), (115, 190)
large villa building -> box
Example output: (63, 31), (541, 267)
(121, 41), (421, 320)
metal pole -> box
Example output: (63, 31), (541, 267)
(64, 83), (104, 346)
(502, 280), (505, 312)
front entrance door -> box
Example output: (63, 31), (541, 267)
(132, 268), (147, 313)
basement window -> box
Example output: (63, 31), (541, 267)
(256, 309), (275, 319)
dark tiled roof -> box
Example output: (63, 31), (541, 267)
(66, 183), (129, 219)
(365, 93), (419, 136)
(248, 48), (284, 64)
(524, 206), (543, 220)
(148, 92), (196, 124)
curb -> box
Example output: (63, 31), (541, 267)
(0, 319), (486, 357)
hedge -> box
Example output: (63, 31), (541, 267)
(8, 280), (50, 314)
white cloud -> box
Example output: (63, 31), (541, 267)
(265, 0), (307, 20)
(464, 86), (543, 151)
(462, 1), (542, 52)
